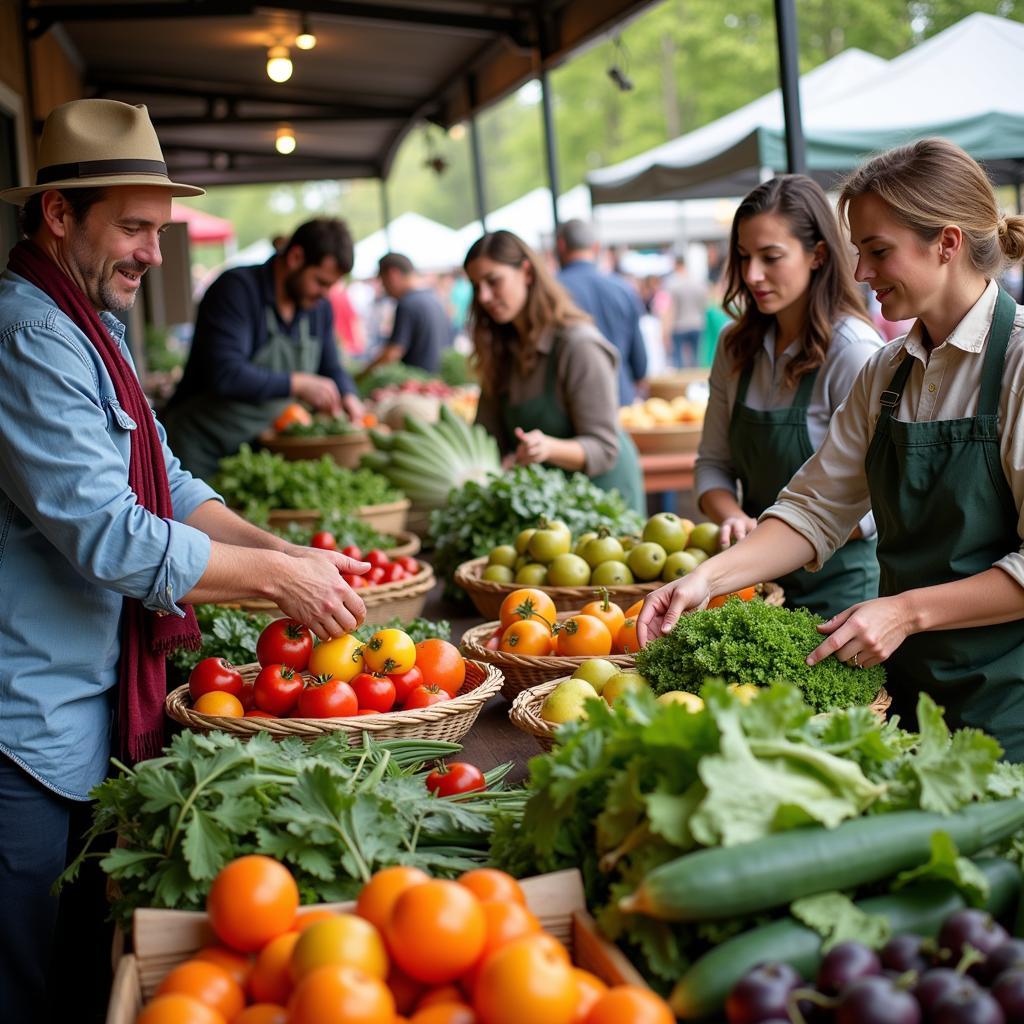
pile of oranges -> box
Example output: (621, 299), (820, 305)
(482, 589), (643, 658)
(134, 855), (673, 1024)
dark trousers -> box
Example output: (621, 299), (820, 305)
(0, 755), (112, 1024)
(671, 328), (701, 369)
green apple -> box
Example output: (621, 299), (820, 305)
(642, 513), (689, 554)
(688, 522), (722, 557)
(619, 534), (641, 552)
(540, 678), (599, 724)
(582, 534), (626, 568)
(487, 545), (518, 569)
(571, 658), (620, 695)
(515, 528), (536, 555)
(661, 550), (700, 582)
(656, 691), (704, 712)
(602, 671), (650, 705)
(529, 527), (571, 564)
(546, 553), (591, 587)
(684, 547), (709, 565)
(627, 542), (667, 582)
(515, 563), (548, 585)
(573, 532), (598, 557)
(482, 564), (515, 583)
(590, 560), (635, 586)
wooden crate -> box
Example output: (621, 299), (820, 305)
(106, 868), (646, 1023)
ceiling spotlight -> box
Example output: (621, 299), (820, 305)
(275, 126), (297, 155)
(295, 14), (317, 50)
(266, 45), (293, 83)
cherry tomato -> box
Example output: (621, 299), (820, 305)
(310, 531), (337, 551)
(341, 544), (363, 560)
(365, 549), (391, 570)
(297, 678), (358, 718)
(256, 619), (313, 671)
(188, 657), (244, 702)
(404, 685), (451, 710)
(253, 664), (303, 716)
(426, 762), (485, 797)
(366, 567), (386, 586)
(394, 556), (418, 576)
(352, 672), (396, 713)
(389, 665), (424, 705)
(382, 563), (408, 584)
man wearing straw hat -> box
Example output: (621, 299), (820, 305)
(0, 99), (369, 1020)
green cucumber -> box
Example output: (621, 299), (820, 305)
(670, 856), (1022, 1020)
(624, 799), (1024, 921)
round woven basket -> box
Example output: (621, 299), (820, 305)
(460, 619), (638, 702)
(387, 530), (421, 559)
(258, 429), (373, 469)
(265, 499), (410, 534)
(627, 422), (703, 456)
(166, 659), (502, 744)
(510, 675), (894, 752)
(454, 556), (663, 622)
(216, 559), (435, 624)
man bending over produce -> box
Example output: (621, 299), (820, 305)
(0, 99), (369, 1023)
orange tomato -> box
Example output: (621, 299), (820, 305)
(498, 589), (557, 631)
(554, 615), (612, 658)
(624, 600), (644, 620)
(415, 985), (464, 1010)
(499, 620), (553, 656)
(291, 913), (389, 983)
(456, 869), (526, 907)
(578, 593), (625, 640)
(410, 1004), (478, 1024)
(570, 970), (608, 1023)
(192, 691), (244, 718)
(155, 960), (244, 1022)
(247, 930), (299, 1005)
(583, 986), (675, 1024)
(386, 880), (486, 984)
(135, 993), (226, 1024)
(206, 855), (299, 953)
(414, 639), (466, 696)
(192, 945), (252, 988)
(232, 1005), (287, 1024)
(274, 403), (312, 433)
(293, 908), (338, 932)
(461, 901), (541, 994)
(288, 964), (395, 1024)
(361, 413), (379, 428)
(707, 586), (758, 609)
(615, 617), (640, 655)
(357, 866), (431, 933)
(473, 934), (578, 1024)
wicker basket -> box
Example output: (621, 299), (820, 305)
(511, 674), (894, 752)
(627, 422), (703, 455)
(454, 555), (663, 621)
(217, 559), (435, 624)
(265, 498), (410, 534)
(648, 369), (711, 401)
(387, 529), (421, 559)
(165, 658), (501, 744)
(258, 428), (373, 468)
(460, 619), (637, 701)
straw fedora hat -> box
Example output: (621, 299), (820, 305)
(0, 98), (204, 205)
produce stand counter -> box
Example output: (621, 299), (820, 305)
(639, 451), (697, 516)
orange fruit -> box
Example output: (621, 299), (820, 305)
(233, 1006), (287, 1024)
(570, 970), (608, 1023)
(473, 934), (577, 1024)
(583, 986), (675, 1024)
(155, 960), (244, 1022)
(192, 945), (252, 988)
(293, 909), (339, 932)
(411, 1004), (477, 1024)
(247, 930), (299, 1005)
(288, 964), (395, 1024)
(357, 866), (431, 933)
(291, 913), (389, 983)
(135, 993), (226, 1024)
(457, 869), (526, 907)
(206, 855), (298, 953)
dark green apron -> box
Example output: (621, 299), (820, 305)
(865, 287), (1024, 758)
(729, 361), (879, 618)
(164, 307), (321, 481)
(500, 336), (646, 515)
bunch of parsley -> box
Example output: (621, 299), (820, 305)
(61, 730), (525, 927)
(634, 596), (882, 712)
(168, 604), (273, 684)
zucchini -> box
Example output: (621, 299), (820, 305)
(623, 799), (1024, 921)
(670, 856), (1022, 1020)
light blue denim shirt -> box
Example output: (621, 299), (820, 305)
(0, 271), (220, 800)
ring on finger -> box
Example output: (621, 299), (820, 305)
(851, 652), (861, 669)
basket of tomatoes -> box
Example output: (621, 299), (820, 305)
(165, 619), (503, 744)
(459, 588), (640, 701)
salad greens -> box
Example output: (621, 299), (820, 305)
(168, 604), (272, 683)
(634, 596), (883, 713)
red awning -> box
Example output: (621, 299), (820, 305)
(171, 202), (235, 244)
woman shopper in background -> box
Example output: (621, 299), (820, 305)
(465, 230), (645, 514)
(696, 174), (884, 618)
(640, 139), (1024, 756)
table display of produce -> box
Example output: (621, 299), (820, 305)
(258, 403), (376, 468)
(620, 396), (706, 455)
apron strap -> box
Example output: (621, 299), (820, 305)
(543, 333), (563, 398)
(791, 365), (820, 409)
(979, 288), (1016, 417)
(875, 354), (915, 430)
(735, 361), (753, 405)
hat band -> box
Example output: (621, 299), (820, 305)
(36, 158), (168, 185)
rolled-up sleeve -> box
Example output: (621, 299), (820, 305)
(695, 332), (740, 501)
(0, 321), (211, 616)
(558, 333), (620, 476)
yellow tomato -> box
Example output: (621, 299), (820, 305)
(362, 628), (416, 675)
(307, 635), (364, 682)
(290, 914), (389, 983)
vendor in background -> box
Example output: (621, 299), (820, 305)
(640, 139), (1024, 756)
(360, 252), (450, 374)
(696, 175), (884, 618)
(466, 229), (645, 514)
(162, 218), (363, 481)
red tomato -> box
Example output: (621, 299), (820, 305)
(397, 556), (420, 576)
(188, 658), (244, 702)
(297, 678), (358, 718)
(382, 564), (407, 584)
(256, 619), (313, 671)
(426, 762), (485, 797)
(365, 549), (391, 569)
(366, 567), (386, 586)
(341, 544), (363, 560)
(389, 666), (424, 705)
(244, 709), (276, 719)
(352, 672), (396, 713)
(403, 685), (451, 710)
(311, 531), (337, 551)
(253, 664), (304, 716)
(343, 574), (368, 590)
(356, 709), (379, 717)
(239, 682), (256, 711)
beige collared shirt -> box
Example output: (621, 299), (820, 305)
(765, 280), (1024, 589)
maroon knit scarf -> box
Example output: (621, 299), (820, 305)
(8, 239), (200, 763)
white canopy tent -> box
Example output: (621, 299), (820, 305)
(352, 211), (466, 279)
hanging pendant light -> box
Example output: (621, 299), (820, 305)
(266, 45), (293, 83)
(275, 126), (297, 155)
